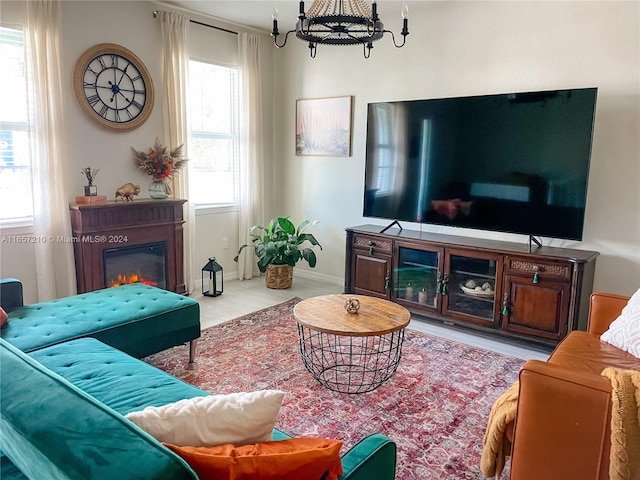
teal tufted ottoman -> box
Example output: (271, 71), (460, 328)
(0, 281), (199, 362)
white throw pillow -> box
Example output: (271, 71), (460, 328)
(600, 288), (640, 359)
(125, 390), (285, 447)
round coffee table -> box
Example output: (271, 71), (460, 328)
(293, 294), (411, 394)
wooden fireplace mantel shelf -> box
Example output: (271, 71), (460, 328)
(70, 198), (186, 209)
(69, 199), (187, 294)
(69, 198), (186, 229)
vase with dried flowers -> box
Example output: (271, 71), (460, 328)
(81, 166), (100, 196)
(132, 138), (187, 199)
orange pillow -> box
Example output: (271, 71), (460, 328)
(164, 437), (343, 480)
(0, 307), (8, 329)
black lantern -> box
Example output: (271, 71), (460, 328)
(202, 257), (223, 297)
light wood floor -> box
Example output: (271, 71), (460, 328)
(195, 276), (552, 361)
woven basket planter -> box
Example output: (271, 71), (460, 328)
(265, 264), (293, 289)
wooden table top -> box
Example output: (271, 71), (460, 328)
(293, 294), (411, 337)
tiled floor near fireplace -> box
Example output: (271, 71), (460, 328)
(195, 276), (552, 361)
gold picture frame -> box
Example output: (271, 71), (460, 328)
(296, 96), (353, 156)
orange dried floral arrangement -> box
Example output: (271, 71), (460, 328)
(132, 138), (187, 182)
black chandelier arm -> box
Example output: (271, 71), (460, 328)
(385, 29), (409, 48)
(273, 29), (296, 49)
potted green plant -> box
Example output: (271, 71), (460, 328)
(234, 217), (322, 289)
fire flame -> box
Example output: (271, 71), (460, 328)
(109, 273), (157, 288)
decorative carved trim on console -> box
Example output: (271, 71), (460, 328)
(69, 199), (186, 294)
(353, 234), (392, 253)
(508, 259), (571, 279)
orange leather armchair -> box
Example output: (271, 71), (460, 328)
(509, 292), (638, 480)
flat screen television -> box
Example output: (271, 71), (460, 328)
(363, 88), (598, 241)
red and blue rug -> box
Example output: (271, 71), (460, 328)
(146, 298), (519, 479)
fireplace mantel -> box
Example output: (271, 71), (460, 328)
(69, 199), (186, 294)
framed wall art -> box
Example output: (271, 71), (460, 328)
(296, 96), (353, 156)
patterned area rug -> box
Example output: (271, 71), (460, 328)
(146, 298), (520, 479)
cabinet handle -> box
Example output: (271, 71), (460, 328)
(532, 265), (540, 284)
(436, 272), (443, 295)
(368, 241), (374, 255)
(442, 273), (449, 296)
(384, 275), (390, 290)
(502, 293), (509, 315)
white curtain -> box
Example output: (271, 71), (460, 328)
(158, 11), (195, 294)
(237, 33), (264, 280)
(25, 0), (76, 301)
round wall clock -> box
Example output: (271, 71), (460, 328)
(73, 43), (154, 132)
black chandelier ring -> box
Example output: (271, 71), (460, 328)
(271, 1), (409, 58)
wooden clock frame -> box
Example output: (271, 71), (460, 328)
(73, 43), (155, 132)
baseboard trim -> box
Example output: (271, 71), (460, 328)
(191, 268), (343, 292)
(292, 268), (343, 286)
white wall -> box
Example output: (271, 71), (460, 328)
(273, 0), (640, 296)
(1, 1), (638, 302)
(0, 1), (274, 302)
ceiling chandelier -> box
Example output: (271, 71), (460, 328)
(271, 1), (409, 58)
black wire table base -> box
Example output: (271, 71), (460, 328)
(296, 323), (406, 394)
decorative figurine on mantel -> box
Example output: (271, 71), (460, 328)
(76, 166), (107, 205)
(132, 138), (187, 199)
(115, 183), (141, 202)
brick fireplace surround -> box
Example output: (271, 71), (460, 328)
(69, 199), (186, 294)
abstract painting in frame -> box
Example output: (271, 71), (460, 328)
(296, 96), (353, 156)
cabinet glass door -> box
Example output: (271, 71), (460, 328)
(394, 245), (440, 308)
(445, 252), (500, 323)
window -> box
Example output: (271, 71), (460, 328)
(188, 60), (239, 206)
(370, 103), (396, 196)
(0, 26), (33, 226)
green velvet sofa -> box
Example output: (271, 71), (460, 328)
(0, 279), (200, 361)
(0, 337), (397, 479)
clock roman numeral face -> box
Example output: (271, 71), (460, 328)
(82, 53), (147, 124)
(74, 44), (154, 132)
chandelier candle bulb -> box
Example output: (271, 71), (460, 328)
(272, 5), (279, 36)
(401, 2), (409, 36)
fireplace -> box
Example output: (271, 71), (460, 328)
(69, 199), (186, 294)
(104, 242), (168, 289)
